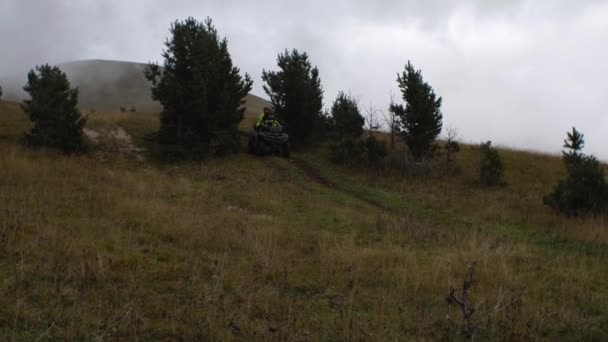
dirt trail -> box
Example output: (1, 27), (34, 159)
(284, 157), (392, 212)
(84, 127), (146, 161)
(287, 159), (338, 190)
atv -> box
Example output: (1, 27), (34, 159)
(248, 124), (290, 158)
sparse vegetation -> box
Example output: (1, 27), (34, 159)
(445, 125), (460, 166)
(382, 95), (400, 153)
(263, 49), (324, 149)
(1, 100), (607, 340)
(330, 137), (387, 166)
(544, 128), (608, 216)
(479, 141), (505, 186)
(21, 64), (87, 153)
(145, 17), (253, 159)
(363, 102), (381, 134)
(362, 135), (388, 164)
(390, 61), (443, 161)
(329, 93), (387, 165)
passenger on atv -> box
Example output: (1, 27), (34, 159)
(249, 108), (290, 158)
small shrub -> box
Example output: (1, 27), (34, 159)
(445, 141), (460, 160)
(544, 128), (608, 216)
(330, 138), (364, 164)
(478, 141), (504, 186)
(363, 136), (388, 165)
(320, 109), (335, 134)
(444, 126), (460, 165)
(210, 131), (241, 157)
(331, 136), (387, 166)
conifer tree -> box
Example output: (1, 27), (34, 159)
(562, 127), (585, 167)
(262, 49), (324, 148)
(22, 65), (86, 153)
(0, 85), (3, 102)
(331, 92), (364, 139)
(390, 61), (443, 161)
(544, 128), (608, 216)
(145, 17), (253, 159)
(479, 141), (504, 186)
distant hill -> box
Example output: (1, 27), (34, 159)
(59, 60), (158, 112)
(0, 59), (270, 114)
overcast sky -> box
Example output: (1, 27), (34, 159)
(1, 0), (607, 159)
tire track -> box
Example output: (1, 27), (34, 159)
(285, 157), (392, 212)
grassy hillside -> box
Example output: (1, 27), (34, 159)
(1, 100), (607, 340)
(1, 59), (270, 114)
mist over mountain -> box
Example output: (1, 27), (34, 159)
(0, 59), (268, 114)
(59, 60), (158, 112)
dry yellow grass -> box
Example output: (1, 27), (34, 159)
(1, 101), (607, 340)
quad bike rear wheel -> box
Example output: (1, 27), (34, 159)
(281, 142), (290, 158)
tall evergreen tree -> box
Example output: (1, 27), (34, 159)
(331, 92), (364, 139)
(544, 128), (608, 216)
(145, 17), (253, 159)
(262, 49), (324, 148)
(21, 65), (86, 153)
(389, 61), (443, 161)
(562, 127), (585, 167)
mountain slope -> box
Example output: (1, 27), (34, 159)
(1, 59), (270, 114)
(1, 94), (607, 339)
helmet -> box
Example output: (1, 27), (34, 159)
(263, 107), (276, 120)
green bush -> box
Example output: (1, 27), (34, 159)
(331, 136), (387, 166)
(478, 141), (504, 186)
(544, 128), (608, 216)
(330, 138), (363, 164)
(210, 131), (241, 157)
(364, 136), (388, 164)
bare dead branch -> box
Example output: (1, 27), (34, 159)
(446, 262), (479, 336)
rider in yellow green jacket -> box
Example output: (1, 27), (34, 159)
(255, 107), (280, 131)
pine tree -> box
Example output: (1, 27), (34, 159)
(479, 141), (504, 186)
(21, 65), (86, 153)
(562, 127), (585, 168)
(145, 17), (253, 159)
(0, 85), (3, 102)
(262, 49), (324, 148)
(390, 61), (443, 161)
(331, 92), (364, 139)
(544, 128), (608, 216)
